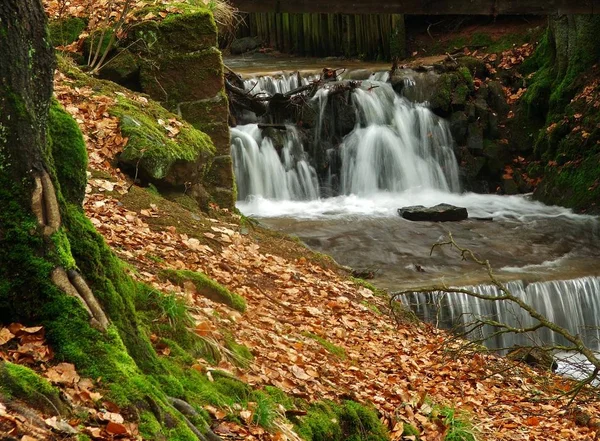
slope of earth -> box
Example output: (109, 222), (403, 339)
(42, 57), (600, 441)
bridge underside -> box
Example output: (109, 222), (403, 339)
(233, 0), (600, 15)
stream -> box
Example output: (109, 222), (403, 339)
(227, 56), (600, 378)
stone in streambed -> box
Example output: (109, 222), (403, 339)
(398, 204), (468, 222)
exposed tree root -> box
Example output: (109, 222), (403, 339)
(168, 396), (223, 441)
(51, 267), (109, 332)
(67, 269), (109, 331)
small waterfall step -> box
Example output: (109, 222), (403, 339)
(399, 276), (600, 351)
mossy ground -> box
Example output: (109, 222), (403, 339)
(160, 268), (246, 312)
(294, 400), (389, 441)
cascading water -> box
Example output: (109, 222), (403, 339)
(229, 68), (600, 383)
(230, 124), (319, 201)
(399, 277), (600, 351)
(231, 74), (460, 200)
(340, 84), (460, 194)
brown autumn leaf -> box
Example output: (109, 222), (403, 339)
(46, 362), (80, 385)
(0, 328), (15, 346)
(106, 421), (128, 435)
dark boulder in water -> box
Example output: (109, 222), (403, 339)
(398, 203), (468, 222)
(507, 346), (558, 372)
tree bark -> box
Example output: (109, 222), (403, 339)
(0, 0), (55, 182)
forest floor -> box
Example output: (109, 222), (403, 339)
(2, 4), (599, 441)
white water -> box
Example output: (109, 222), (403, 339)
(231, 70), (600, 378)
(399, 277), (600, 351)
(232, 78), (460, 202)
(230, 124), (319, 201)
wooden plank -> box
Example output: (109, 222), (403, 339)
(233, 0), (600, 15)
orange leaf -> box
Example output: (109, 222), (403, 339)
(524, 416), (540, 426)
(106, 421), (128, 435)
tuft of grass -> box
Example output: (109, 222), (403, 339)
(302, 332), (346, 359)
(434, 407), (478, 441)
(145, 289), (192, 329)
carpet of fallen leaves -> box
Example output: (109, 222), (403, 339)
(31, 67), (600, 441)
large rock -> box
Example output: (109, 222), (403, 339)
(398, 204), (468, 222)
(507, 346), (558, 371)
(230, 36), (262, 55)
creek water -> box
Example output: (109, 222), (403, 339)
(228, 60), (600, 377)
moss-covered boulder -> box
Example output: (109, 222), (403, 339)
(111, 96), (215, 186)
(98, 49), (140, 88)
(429, 67), (474, 116)
(127, 9), (217, 54)
(140, 48), (224, 103)
(48, 17), (86, 47)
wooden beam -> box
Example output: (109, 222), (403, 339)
(233, 0), (600, 15)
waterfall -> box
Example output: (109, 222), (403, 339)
(230, 124), (319, 201)
(341, 82), (460, 194)
(231, 73), (461, 201)
(399, 276), (600, 351)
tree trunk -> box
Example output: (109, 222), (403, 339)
(0, 1), (54, 181)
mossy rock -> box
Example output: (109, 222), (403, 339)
(98, 49), (140, 88)
(127, 9), (216, 55)
(178, 94), (229, 130)
(205, 155), (234, 191)
(429, 69), (474, 116)
(48, 100), (88, 206)
(111, 96), (215, 185)
(160, 269), (246, 312)
(48, 17), (87, 47)
(139, 48), (224, 103)
(457, 56), (487, 78)
(178, 95), (231, 155)
(533, 152), (600, 213)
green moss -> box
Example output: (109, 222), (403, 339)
(302, 332), (346, 359)
(50, 228), (77, 269)
(470, 32), (493, 47)
(402, 423), (420, 439)
(295, 400), (389, 441)
(111, 96), (215, 181)
(433, 407), (477, 441)
(161, 269), (246, 312)
(534, 152), (600, 213)
(48, 100), (88, 206)
(48, 17), (87, 47)
(0, 362), (63, 413)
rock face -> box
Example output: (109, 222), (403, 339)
(507, 346), (558, 371)
(398, 204), (468, 222)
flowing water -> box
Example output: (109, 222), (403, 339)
(229, 64), (600, 376)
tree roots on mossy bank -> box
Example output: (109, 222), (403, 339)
(160, 269), (246, 312)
